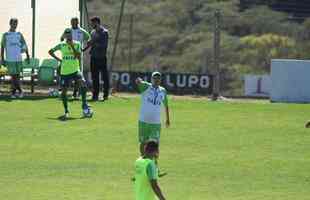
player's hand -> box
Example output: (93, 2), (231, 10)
(165, 119), (170, 128)
(135, 77), (143, 84)
(68, 41), (74, 47)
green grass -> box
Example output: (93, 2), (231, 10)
(1, 96), (310, 200)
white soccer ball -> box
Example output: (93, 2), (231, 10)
(83, 108), (93, 118)
(48, 88), (59, 97)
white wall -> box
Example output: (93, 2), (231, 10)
(244, 75), (270, 97)
(271, 59), (310, 103)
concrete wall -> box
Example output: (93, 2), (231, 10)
(244, 75), (270, 97)
(271, 59), (310, 103)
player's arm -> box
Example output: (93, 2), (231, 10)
(20, 33), (30, 62)
(82, 30), (94, 52)
(82, 41), (91, 52)
(150, 180), (166, 200)
(135, 77), (151, 93)
(68, 41), (81, 60)
(60, 32), (65, 42)
(48, 44), (62, 62)
(147, 162), (166, 200)
(163, 90), (170, 127)
(81, 28), (91, 42)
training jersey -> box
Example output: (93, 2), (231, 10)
(50, 41), (81, 75)
(134, 157), (158, 200)
(1, 31), (27, 62)
(61, 27), (90, 44)
(138, 81), (168, 124)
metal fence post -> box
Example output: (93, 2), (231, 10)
(212, 10), (221, 100)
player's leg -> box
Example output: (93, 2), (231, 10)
(72, 81), (79, 98)
(75, 73), (93, 117)
(138, 121), (155, 155)
(61, 87), (69, 114)
(60, 75), (70, 116)
(7, 62), (17, 98)
(72, 80), (79, 99)
(90, 58), (100, 101)
(101, 57), (109, 101)
(15, 62), (23, 97)
(15, 74), (23, 98)
(10, 75), (17, 98)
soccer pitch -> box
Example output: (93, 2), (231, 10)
(0, 96), (310, 200)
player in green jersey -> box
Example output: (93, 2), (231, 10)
(61, 17), (90, 99)
(134, 140), (166, 200)
(48, 29), (93, 120)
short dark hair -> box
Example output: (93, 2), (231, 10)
(144, 140), (159, 154)
(71, 17), (79, 22)
(90, 16), (101, 24)
(10, 18), (18, 24)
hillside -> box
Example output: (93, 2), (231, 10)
(86, 0), (310, 95)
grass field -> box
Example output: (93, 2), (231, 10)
(1, 95), (310, 200)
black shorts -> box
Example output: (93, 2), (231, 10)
(60, 71), (84, 88)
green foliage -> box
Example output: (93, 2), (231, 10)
(240, 34), (297, 70)
(87, 0), (310, 95)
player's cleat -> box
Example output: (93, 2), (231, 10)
(18, 92), (24, 98)
(59, 112), (69, 121)
(103, 96), (108, 102)
(82, 107), (93, 118)
(305, 121), (310, 128)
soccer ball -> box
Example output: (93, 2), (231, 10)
(48, 88), (59, 97)
(83, 108), (93, 118)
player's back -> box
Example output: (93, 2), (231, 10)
(134, 157), (157, 200)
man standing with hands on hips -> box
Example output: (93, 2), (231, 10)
(83, 16), (109, 101)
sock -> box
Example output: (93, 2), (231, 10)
(80, 86), (88, 109)
(15, 76), (22, 93)
(11, 88), (16, 95)
(61, 93), (69, 113)
(11, 77), (16, 95)
(16, 84), (22, 93)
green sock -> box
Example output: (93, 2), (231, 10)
(61, 93), (69, 113)
(80, 86), (88, 109)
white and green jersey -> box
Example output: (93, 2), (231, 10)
(138, 81), (168, 124)
(61, 27), (90, 44)
(1, 31), (27, 62)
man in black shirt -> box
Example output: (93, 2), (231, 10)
(83, 16), (109, 101)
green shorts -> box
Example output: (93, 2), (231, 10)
(138, 121), (161, 143)
(5, 61), (23, 75)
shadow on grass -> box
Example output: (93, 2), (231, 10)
(46, 116), (82, 122)
(0, 95), (85, 102)
(0, 95), (51, 102)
